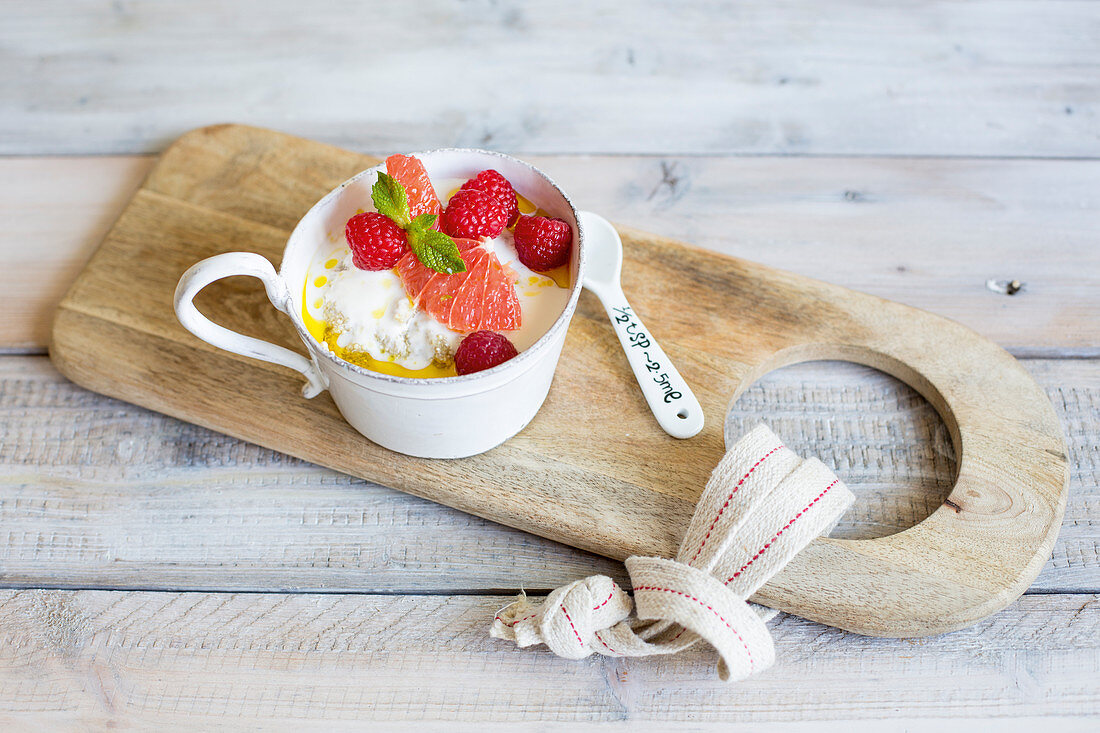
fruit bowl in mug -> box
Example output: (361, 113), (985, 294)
(174, 150), (586, 459)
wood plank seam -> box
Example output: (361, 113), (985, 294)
(1, 355), (1094, 594)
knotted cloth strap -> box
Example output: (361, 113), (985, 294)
(490, 424), (854, 682)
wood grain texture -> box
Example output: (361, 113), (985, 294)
(0, 156), (154, 351)
(3, 1), (1099, 157)
(6, 153), (1098, 353)
(1, 356), (1096, 594)
(0, 589), (1096, 726)
(48, 125), (1070, 636)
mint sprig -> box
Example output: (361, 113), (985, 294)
(371, 172), (410, 227)
(370, 173), (466, 274)
(408, 224), (467, 275)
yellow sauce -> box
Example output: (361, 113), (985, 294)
(543, 263), (571, 289)
(517, 193), (537, 215)
(302, 280), (457, 379)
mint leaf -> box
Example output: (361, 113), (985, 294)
(371, 172), (410, 227)
(408, 228), (467, 275)
(369, 172), (463, 273)
(408, 213), (438, 233)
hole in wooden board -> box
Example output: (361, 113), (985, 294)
(725, 361), (957, 540)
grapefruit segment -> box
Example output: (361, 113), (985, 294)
(449, 263), (489, 332)
(418, 270), (464, 325)
(481, 259), (522, 330)
(385, 154), (443, 222)
(396, 239), (521, 333)
(396, 251), (438, 301)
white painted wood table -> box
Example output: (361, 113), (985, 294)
(1, 2), (1098, 729)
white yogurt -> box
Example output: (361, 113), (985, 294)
(317, 252), (461, 369)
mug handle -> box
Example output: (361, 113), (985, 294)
(174, 252), (328, 398)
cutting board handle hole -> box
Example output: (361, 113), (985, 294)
(725, 356), (957, 540)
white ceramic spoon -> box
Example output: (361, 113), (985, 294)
(579, 211), (705, 439)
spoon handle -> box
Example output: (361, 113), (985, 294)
(594, 284), (705, 439)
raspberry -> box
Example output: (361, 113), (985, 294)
(513, 215), (572, 272)
(441, 188), (508, 240)
(459, 169), (520, 227)
(345, 212), (408, 271)
(453, 330), (519, 375)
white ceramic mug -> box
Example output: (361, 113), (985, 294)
(174, 150), (586, 459)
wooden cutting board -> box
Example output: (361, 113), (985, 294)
(50, 124), (1068, 637)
